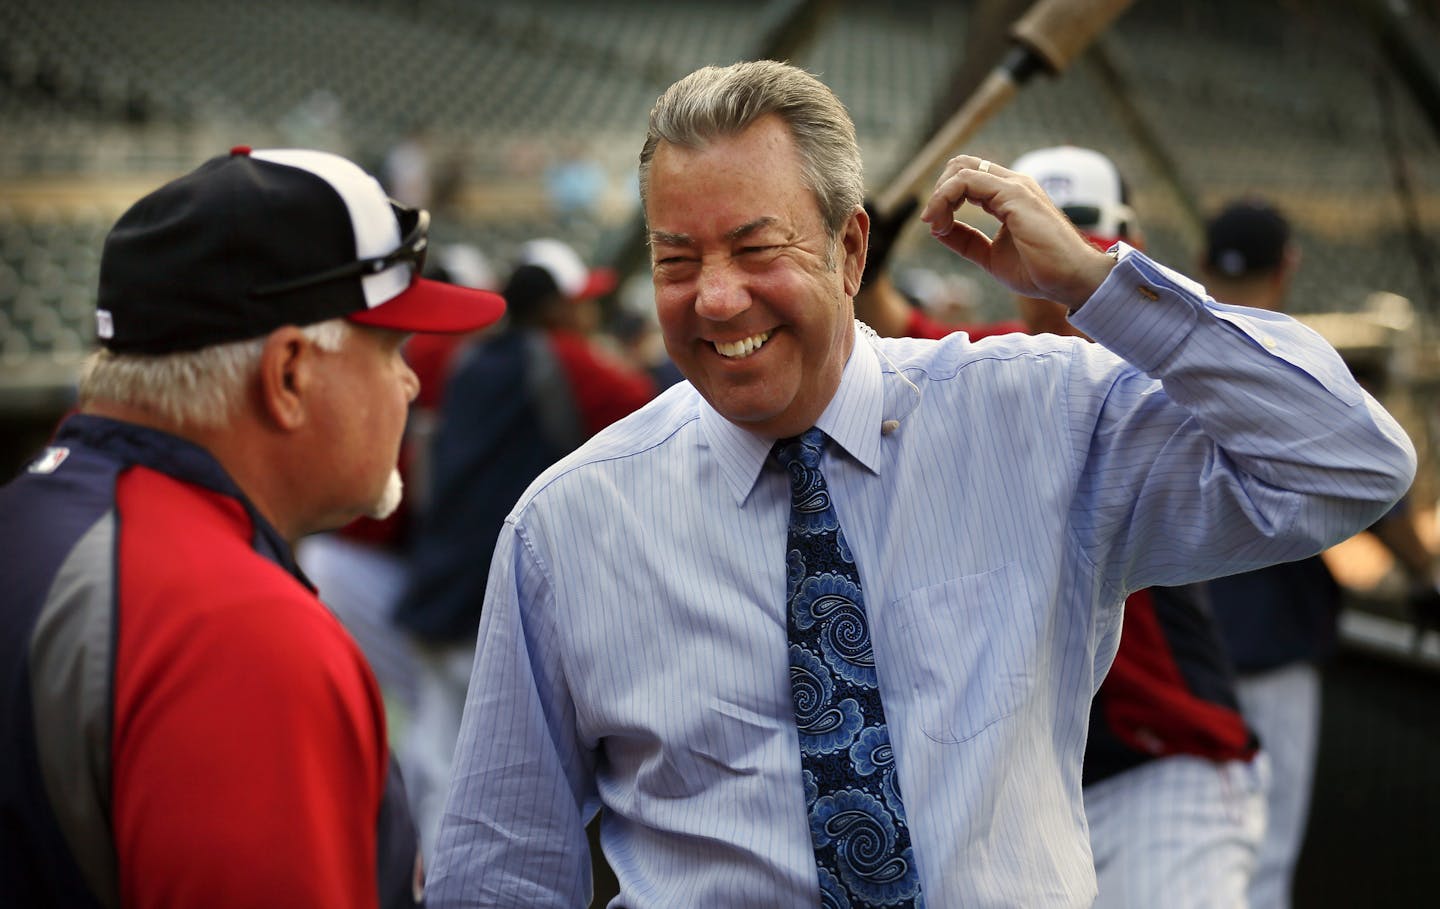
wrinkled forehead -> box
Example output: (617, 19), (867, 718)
(646, 127), (827, 235)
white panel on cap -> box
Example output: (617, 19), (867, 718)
(1010, 145), (1130, 239)
(251, 149), (409, 309)
(517, 238), (587, 298)
(1011, 145), (1121, 209)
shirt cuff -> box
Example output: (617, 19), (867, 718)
(1069, 243), (1208, 374)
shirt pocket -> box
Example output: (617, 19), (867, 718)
(888, 563), (1039, 745)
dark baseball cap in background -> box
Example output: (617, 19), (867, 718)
(97, 146), (505, 354)
(1203, 199), (1291, 279)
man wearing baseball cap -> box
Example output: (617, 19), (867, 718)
(1007, 144), (1141, 335)
(0, 146), (505, 907)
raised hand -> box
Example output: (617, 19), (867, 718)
(919, 154), (1116, 311)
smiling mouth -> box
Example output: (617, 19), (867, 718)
(714, 330), (773, 359)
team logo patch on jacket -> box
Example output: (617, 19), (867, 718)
(28, 447), (70, 474)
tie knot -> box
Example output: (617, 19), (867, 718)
(774, 427), (826, 475)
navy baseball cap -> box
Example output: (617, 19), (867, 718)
(96, 146), (506, 354)
(1203, 199), (1291, 278)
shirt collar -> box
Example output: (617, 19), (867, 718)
(57, 413), (309, 585)
(701, 322), (886, 506)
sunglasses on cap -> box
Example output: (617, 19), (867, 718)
(250, 203), (429, 299)
(1060, 202), (1134, 240)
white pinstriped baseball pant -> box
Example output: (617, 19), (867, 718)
(1086, 753), (1269, 908)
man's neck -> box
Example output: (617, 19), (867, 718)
(80, 399), (302, 544)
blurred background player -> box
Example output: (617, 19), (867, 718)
(394, 237), (657, 855)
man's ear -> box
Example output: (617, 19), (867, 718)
(257, 326), (313, 431)
(842, 205), (870, 299)
(1281, 242), (1302, 278)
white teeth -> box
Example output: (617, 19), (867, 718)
(715, 331), (772, 359)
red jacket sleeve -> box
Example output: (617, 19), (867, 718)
(903, 307), (1028, 342)
(548, 330), (658, 437)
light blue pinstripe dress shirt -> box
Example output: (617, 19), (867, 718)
(427, 248), (1415, 907)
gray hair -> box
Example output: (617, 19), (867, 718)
(77, 319), (350, 429)
(638, 60), (864, 237)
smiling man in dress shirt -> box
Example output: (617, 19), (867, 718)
(426, 61), (1415, 908)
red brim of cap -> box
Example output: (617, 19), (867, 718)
(578, 267), (618, 299)
(348, 275), (506, 333)
(1083, 233), (1145, 253)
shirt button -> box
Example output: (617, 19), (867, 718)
(1262, 336), (1277, 349)
(1137, 285), (1159, 301)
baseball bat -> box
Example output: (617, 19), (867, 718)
(874, 0), (1135, 219)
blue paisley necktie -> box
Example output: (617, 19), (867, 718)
(775, 427), (923, 908)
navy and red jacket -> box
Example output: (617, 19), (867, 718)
(1206, 554), (1341, 673)
(397, 326), (656, 644)
(1084, 584), (1258, 785)
(0, 415), (420, 908)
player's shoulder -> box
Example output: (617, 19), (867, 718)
(116, 504), (370, 710)
(116, 467), (344, 633)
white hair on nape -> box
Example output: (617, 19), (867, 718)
(77, 319), (351, 429)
